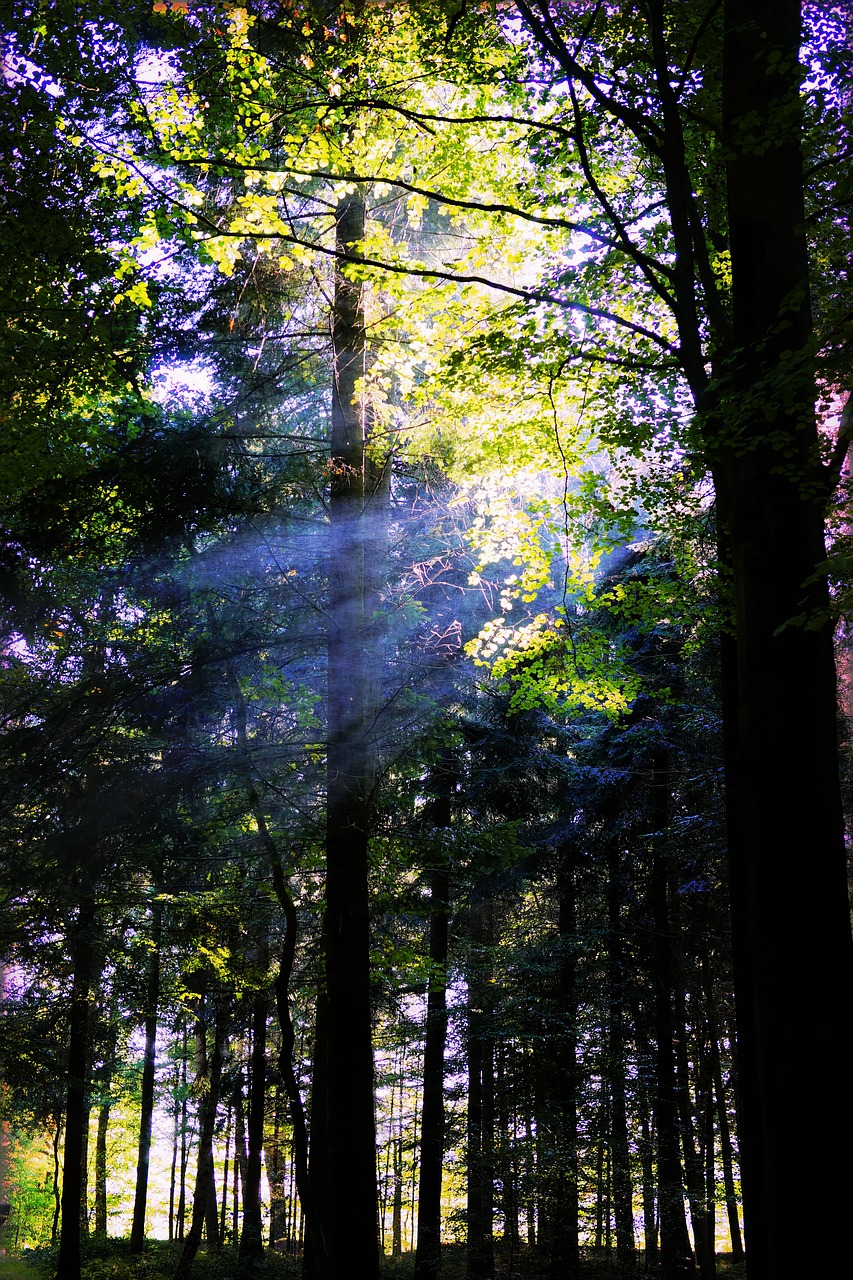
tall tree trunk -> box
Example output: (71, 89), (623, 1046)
(93, 1096), (109, 1240)
(636, 1074), (658, 1264)
(131, 899), (162, 1253)
(240, 990), (268, 1260)
(177, 1022), (189, 1242)
(175, 993), (228, 1280)
(267, 1088), (285, 1250)
(496, 1048), (519, 1252)
(716, 4), (853, 1273)
(304, 137), (380, 1276)
(391, 1136), (404, 1259)
(414, 757), (453, 1280)
(672, 983), (716, 1280)
(648, 765), (696, 1280)
(607, 844), (636, 1275)
(51, 1112), (63, 1246)
(220, 1106), (231, 1246)
(78, 1098), (90, 1243)
(224, 661), (317, 1261)
(92, 986), (117, 1242)
(466, 899), (495, 1280)
(57, 901), (94, 1280)
(546, 845), (580, 1280)
(704, 996), (742, 1262)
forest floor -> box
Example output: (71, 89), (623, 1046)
(0, 1240), (750, 1280)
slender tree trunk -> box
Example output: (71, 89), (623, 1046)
(716, 4), (853, 1274)
(706, 1011), (742, 1262)
(78, 1097), (90, 1243)
(607, 845), (636, 1275)
(466, 900), (495, 1280)
(220, 1106), (231, 1247)
(177, 1024), (189, 1242)
(131, 900), (162, 1253)
(637, 1081), (658, 1263)
(175, 994), (228, 1280)
(594, 1132), (605, 1251)
(523, 1108), (536, 1248)
(224, 662), (318, 1262)
(414, 757), (453, 1280)
(57, 904), (94, 1280)
(92, 987), (117, 1241)
(240, 990), (268, 1260)
(267, 1088), (285, 1250)
(648, 766), (696, 1280)
(672, 984), (715, 1280)
(51, 1112), (63, 1246)
(495, 1049), (518, 1251)
(547, 845), (580, 1280)
(233, 1105), (243, 1247)
(93, 1099), (109, 1240)
(391, 1136), (404, 1259)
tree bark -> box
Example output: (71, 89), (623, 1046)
(414, 758), (453, 1280)
(715, 6), (853, 1274)
(93, 1096), (109, 1239)
(672, 983), (716, 1280)
(607, 844), (636, 1275)
(701, 972), (742, 1262)
(175, 993), (228, 1280)
(93, 1000), (117, 1242)
(304, 163), (380, 1279)
(545, 846), (580, 1280)
(56, 902), (94, 1280)
(648, 764), (696, 1280)
(466, 899), (495, 1280)
(130, 899), (162, 1252)
(239, 991), (268, 1260)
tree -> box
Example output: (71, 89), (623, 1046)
(415, 6), (853, 1270)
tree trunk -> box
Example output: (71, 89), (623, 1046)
(267, 1088), (286, 1250)
(715, 4), (853, 1273)
(391, 1136), (404, 1259)
(175, 993), (228, 1280)
(304, 155), (380, 1278)
(233, 1089), (248, 1244)
(414, 758), (453, 1280)
(177, 1022), (190, 1242)
(131, 899), (162, 1253)
(706, 1005), (742, 1262)
(51, 1112), (62, 1246)
(220, 1106), (231, 1246)
(78, 1096), (90, 1243)
(93, 1096), (109, 1240)
(648, 769), (696, 1280)
(546, 846), (580, 1280)
(672, 983), (716, 1280)
(240, 991), (268, 1260)
(57, 905), (94, 1280)
(607, 844), (636, 1275)
(466, 899), (495, 1280)
(496, 1048), (519, 1252)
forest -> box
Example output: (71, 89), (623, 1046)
(1, 3), (851, 1280)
